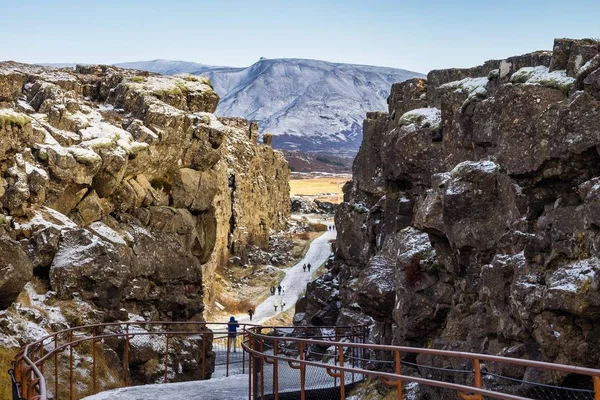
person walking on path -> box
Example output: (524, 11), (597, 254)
(282, 285), (286, 295)
(274, 300), (279, 312)
(277, 284), (282, 295)
(248, 309), (254, 321)
(281, 300), (286, 310)
(270, 286), (275, 296)
(307, 263), (312, 272)
(303, 264), (306, 272)
(227, 316), (240, 353)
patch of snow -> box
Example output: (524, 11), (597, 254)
(15, 206), (78, 231)
(98, 104), (115, 112)
(450, 160), (499, 177)
(398, 107), (441, 132)
(548, 259), (598, 293)
(17, 99), (35, 112)
(440, 76), (489, 105)
(510, 66), (575, 92)
(88, 222), (127, 245)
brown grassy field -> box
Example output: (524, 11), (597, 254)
(289, 177), (348, 203)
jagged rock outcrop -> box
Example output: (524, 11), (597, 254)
(0, 62), (290, 322)
(302, 38), (600, 391)
(290, 196), (337, 214)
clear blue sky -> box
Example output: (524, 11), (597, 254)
(1, 0), (598, 73)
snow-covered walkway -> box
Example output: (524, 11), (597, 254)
(84, 375), (250, 400)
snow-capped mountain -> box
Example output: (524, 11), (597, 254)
(116, 58), (425, 154)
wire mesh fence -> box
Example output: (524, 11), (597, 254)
(245, 327), (600, 400)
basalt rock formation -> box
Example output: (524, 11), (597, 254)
(301, 38), (600, 392)
(0, 62), (289, 343)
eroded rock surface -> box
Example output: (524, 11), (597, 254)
(301, 38), (600, 391)
(0, 62), (290, 321)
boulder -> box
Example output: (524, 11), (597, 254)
(0, 237), (33, 308)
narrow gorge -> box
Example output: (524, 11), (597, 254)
(0, 63), (289, 373)
(298, 38), (600, 393)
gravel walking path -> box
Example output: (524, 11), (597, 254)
(84, 220), (337, 400)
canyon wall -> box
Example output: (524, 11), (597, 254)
(300, 38), (600, 388)
(0, 62), (289, 339)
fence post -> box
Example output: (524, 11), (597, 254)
(226, 332), (231, 377)
(260, 337), (265, 400)
(242, 330), (246, 374)
(39, 343), (44, 376)
(248, 333), (253, 400)
(69, 330), (74, 400)
(473, 358), (482, 393)
(124, 325), (130, 387)
(273, 338), (279, 400)
(338, 345), (345, 400)
(164, 325), (169, 383)
(395, 350), (402, 400)
(362, 325), (367, 370)
(201, 332), (206, 380)
(299, 341), (306, 400)
(92, 327), (97, 394)
(54, 334), (59, 400)
(22, 365), (28, 400)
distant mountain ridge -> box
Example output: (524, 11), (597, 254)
(115, 58), (424, 154)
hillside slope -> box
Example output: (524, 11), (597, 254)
(117, 58), (424, 154)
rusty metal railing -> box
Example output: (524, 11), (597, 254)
(10, 321), (365, 400)
(13, 320), (600, 400)
(243, 326), (600, 400)
(10, 321), (256, 400)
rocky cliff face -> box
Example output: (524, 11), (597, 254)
(303, 38), (600, 385)
(0, 62), (289, 328)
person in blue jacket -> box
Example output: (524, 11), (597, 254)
(228, 316), (240, 352)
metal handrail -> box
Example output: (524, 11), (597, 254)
(16, 320), (600, 400)
(242, 343), (527, 400)
(246, 328), (600, 378)
(11, 321), (363, 400)
(243, 325), (600, 400)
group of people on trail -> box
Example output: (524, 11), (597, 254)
(328, 225), (335, 231)
(302, 262), (312, 272)
(270, 284), (285, 296)
(273, 299), (286, 312)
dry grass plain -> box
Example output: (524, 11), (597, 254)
(289, 177), (349, 203)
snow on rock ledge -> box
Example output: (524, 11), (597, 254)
(510, 65), (575, 92)
(398, 107), (441, 132)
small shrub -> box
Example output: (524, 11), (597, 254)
(153, 86), (183, 97)
(297, 232), (311, 240)
(129, 76), (146, 83)
(183, 75), (199, 82)
(574, 231), (590, 260)
(150, 178), (172, 194)
(309, 223), (328, 232)
(263, 133), (273, 145)
(0, 114), (31, 128)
